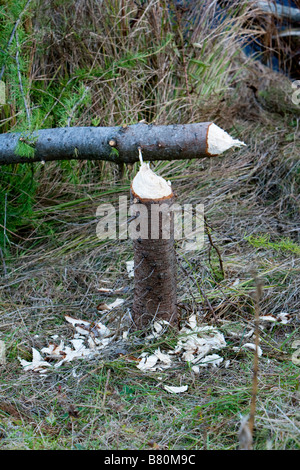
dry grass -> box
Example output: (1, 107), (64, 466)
(1, 115), (299, 449)
(0, 0), (299, 450)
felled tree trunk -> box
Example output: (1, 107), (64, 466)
(0, 122), (245, 165)
(130, 162), (177, 330)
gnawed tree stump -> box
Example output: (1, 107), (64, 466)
(130, 160), (177, 330)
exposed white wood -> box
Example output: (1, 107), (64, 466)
(131, 162), (172, 200)
(207, 123), (246, 155)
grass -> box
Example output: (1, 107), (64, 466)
(0, 0), (300, 451)
(1, 342), (299, 450)
(0, 127), (299, 449)
(245, 234), (300, 255)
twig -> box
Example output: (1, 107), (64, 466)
(3, 193), (8, 251)
(204, 216), (225, 279)
(0, 0), (33, 81)
(102, 368), (111, 409)
(174, 6), (192, 109)
(78, 365), (104, 384)
(15, 31), (31, 126)
(238, 273), (262, 450)
(177, 255), (219, 323)
(248, 273), (263, 437)
(0, 246), (7, 277)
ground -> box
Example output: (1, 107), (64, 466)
(0, 113), (299, 450)
(0, 0), (299, 451)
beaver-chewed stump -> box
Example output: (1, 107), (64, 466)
(130, 162), (177, 330)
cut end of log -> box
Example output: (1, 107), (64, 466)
(207, 123), (246, 155)
(131, 162), (173, 200)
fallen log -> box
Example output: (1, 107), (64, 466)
(0, 122), (245, 166)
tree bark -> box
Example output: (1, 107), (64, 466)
(130, 187), (177, 330)
(0, 122), (241, 166)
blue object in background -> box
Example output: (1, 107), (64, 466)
(168, 0), (299, 78)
